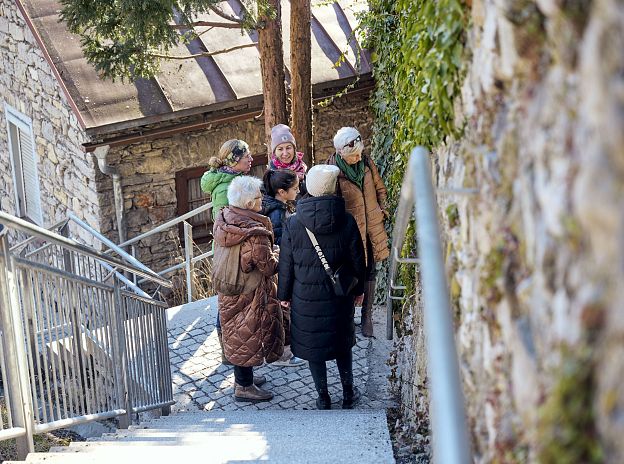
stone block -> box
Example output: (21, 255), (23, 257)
(136, 156), (173, 174)
(8, 21), (24, 42)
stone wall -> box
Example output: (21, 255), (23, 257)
(101, 90), (373, 272)
(0, 1), (100, 246)
(397, 0), (624, 462)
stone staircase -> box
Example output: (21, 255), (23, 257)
(6, 409), (394, 463)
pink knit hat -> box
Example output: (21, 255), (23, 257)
(271, 124), (297, 153)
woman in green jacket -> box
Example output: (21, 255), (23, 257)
(201, 139), (254, 365)
(201, 139), (254, 221)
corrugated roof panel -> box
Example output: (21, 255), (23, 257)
(33, 14), (85, 65)
(282, 0), (354, 85)
(156, 40), (232, 111)
(196, 6), (263, 100)
(22, 0), (61, 19)
(15, 0), (370, 132)
(60, 59), (170, 128)
(311, 2), (371, 75)
(336, 0), (372, 70)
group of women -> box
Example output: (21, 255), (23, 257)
(202, 124), (389, 409)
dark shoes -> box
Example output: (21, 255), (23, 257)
(316, 391), (331, 410)
(342, 386), (360, 409)
(234, 383), (273, 403)
(361, 308), (374, 337)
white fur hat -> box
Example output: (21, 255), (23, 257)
(306, 164), (340, 197)
(333, 127), (361, 151)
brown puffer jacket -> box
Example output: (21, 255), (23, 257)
(213, 206), (284, 367)
(326, 153), (390, 264)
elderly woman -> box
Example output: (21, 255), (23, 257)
(212, 176), (284, 402)
(327, 127), (390, 338)
(278, 165), (366, 409)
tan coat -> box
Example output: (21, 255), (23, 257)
(327, 154), (390, 264)
(213, 207), (285, 367)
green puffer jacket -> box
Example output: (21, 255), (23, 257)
(201, 170), (240, 221)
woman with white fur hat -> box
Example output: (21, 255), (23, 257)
(326, 127), (390, 338)
(278, 164), (366, 409)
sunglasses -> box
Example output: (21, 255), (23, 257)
(343, 135), (362, 149)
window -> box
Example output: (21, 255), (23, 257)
(175, 167), (213, 243)
(4, 104), (43, 225)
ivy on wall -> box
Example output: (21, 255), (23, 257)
(359, 0), (468, 317)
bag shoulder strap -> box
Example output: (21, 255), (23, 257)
(304, 227), (336, 281)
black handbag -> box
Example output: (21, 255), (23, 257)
(304, 227), (358, 297)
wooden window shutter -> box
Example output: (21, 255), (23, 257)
(175, 167), (212, 244)
(5, 104), (43, 225)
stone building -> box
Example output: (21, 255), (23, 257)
(0, 0), (373, 271)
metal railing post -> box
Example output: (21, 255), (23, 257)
(183, 222), (194, 303)
(0, 234), (35, 458)
(131, 245), (138, 285)
(59, 224), (88, 411)
(111, 279), (131, 428)
(412, 148), (471, 463)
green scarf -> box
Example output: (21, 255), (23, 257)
(336, 155), (365, 190)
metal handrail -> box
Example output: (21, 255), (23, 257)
(110, 201), (215, 303)
(0, 212), (171, 288)
(68, 213), (161, 279)
(116, 201), (213, 249)
(386, 147), (471, 463)
(9, 218), (69, 252)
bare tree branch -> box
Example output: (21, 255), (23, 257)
(208, 6), (244, 24)
(170, 21), (242, 29)
(149, 42), (257, 60)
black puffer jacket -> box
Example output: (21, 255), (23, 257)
(277, 195), (365, 362)
(261, 195), (287, 245)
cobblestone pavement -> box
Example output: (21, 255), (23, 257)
(167, 297), (396, 413)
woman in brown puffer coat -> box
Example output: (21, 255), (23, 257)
(326, 127), (390, 338)
(212, 176), (284, 403)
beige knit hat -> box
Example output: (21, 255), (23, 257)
(306, 165), (340, 197)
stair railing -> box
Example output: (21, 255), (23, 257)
(0, 212), (175, 459)
(112, 201), (214, 303)
(386, 147), (472, 463)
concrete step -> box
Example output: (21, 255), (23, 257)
(8, 409), (394, 464)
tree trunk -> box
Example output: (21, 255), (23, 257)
(257, 0), (288, 162)
(290, 0), (313, 166)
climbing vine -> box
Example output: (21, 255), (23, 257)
(359, 0), (469, 314)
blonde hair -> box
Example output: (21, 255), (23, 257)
(208, 139), (243, 169)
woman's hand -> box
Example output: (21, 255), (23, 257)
(280, 300), (291, 308)
(354, 294), (364, 306)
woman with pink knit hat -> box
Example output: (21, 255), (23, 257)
(269, 124), (308, 194)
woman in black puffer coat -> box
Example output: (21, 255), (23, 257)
(278, 165), (365, 410)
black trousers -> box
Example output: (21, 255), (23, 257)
(308, 350), (353, 394)
(234, 365), (253, 387)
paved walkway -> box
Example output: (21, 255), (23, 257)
(166, 296), (396, 413)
